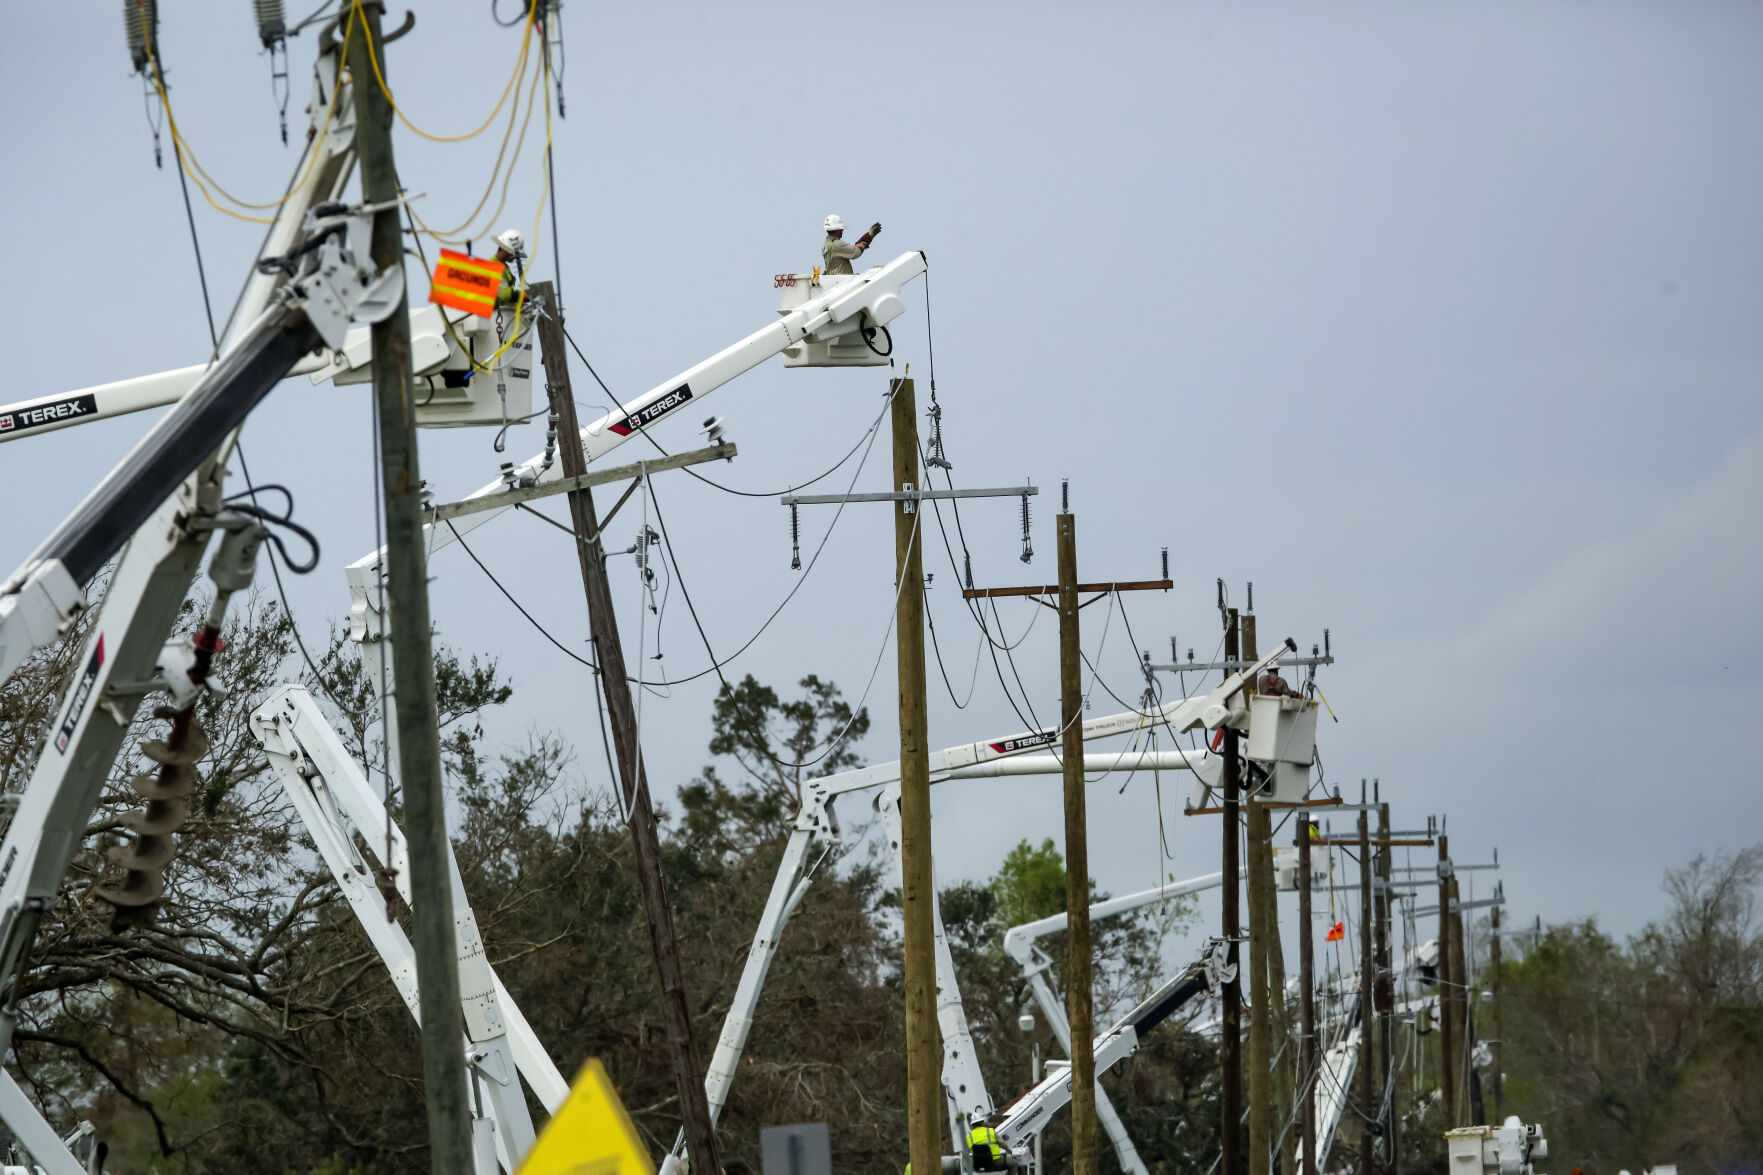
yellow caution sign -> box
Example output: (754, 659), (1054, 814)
(516, 1059), (656, 1175)
(429, 249), (505, 319)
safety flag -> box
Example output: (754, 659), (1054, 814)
(429, 249), (504, 319)
(1325, 920), (1345, 942)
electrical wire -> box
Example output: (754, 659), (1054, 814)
(560, 326), (887, 499)
(444, 519), (598, 672)
(233, 445), (371, 721)
(353, 0), (538, 143)
(135, 1), (352, 222)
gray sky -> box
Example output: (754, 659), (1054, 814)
(2, 1), (1759, 969)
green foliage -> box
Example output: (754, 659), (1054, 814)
(1484, 846), (1763, 1173)
(991, 838), (1070, 929)
(707, 674), (870, 801)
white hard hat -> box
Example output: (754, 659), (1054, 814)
(494, 228), (525, 256)
(823, 214), (845, 232)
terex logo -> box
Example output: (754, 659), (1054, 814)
(1, 394), (98, 435)
(608, 383), (692, 436)
(55, 635), (105, 753)
(988, 729), (1059, 754)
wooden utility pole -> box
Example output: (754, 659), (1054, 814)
(1240, 613), (1277, 1175)
(1056, 513), (1099, 1175)
(1490, 901), (1503, 1123)
(894, 379), (942, 1175)
(1436, 833), (1457, 1126)
(1448, 875), (1470, 1126)
(1377, 801), (1398, 1175)
(1220, 607), (1243, 1175)
(1246, 795), (1275, 1175)
(348, 11), (472, 1173)
(967, 522), (1170, 1175)
(534, 286), (723, 1175)
(1356, 807), (1375, 1175)
(1296, 817), (1317, 1175)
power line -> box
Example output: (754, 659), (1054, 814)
(559, 325), (886, 499)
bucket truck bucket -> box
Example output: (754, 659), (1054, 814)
(775, 273), (899, 367)
(308, 304), (534, 428)
(1246, 696), (1318, 766)
(1274, 844), (1329, 892)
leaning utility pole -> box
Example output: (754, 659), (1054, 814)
(1296, 816), (1318, 1175)
(347, 11), (473, 1173)
(1490, 900), (1503, 1123)
(1220, 606), (1244, 1175)
(1056, 512), (1099, 1175)
(1377, 799), (1398, 1175)
(894, 379), (942, 1175)
(1436, 831), (1457, 1125)
(533, 285), (723, 1175)
(1356, 803), (1375, 1175)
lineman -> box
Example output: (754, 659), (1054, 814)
(967, 1117), (1008, 1172)
(822, 214), (882, 275)
(493, 228), (526, 307)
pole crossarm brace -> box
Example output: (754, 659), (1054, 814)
(781, 483), (1035, 508)
(1410, 895), (1506, 917)
(1183, 796), (1360, 816)
(1315, 837), (1434, 847)
(428, 443), (738, 522)
(1151, 655), (1335, 673)
(964, 580), (1172, 600)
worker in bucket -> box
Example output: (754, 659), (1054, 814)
(1258, 659), (1303, 699)
(821, 214), (881, 275)
(493, 228), (526, 307)
(966, 1116), (1009, 1172)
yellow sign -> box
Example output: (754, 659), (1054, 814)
(516, 1059), (656, 1175)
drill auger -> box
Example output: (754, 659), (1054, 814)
(93, 705), (211, 928)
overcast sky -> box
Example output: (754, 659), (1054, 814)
(3, 1), (1759, 977)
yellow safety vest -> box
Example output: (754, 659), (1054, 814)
(968, 1125), (1005, 1171)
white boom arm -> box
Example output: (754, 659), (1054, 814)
(251, 684), (567, 1172)
(0, 42), (377, 1159)
(875, 786), (993, 1148)
(1008, 864), (1227, 1164)
(995, 939), (1232, 1152)
(693, 654), (1287, 1159)
(343, 251), (928, 642)
(1001, 873), (1224, 1175)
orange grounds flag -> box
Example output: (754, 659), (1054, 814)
(430, 249), (503, 318)
(1325, 920), (1345, 942)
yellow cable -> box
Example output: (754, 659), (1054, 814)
(458, 38), (555, 376)
(138, 2), (353, 221)
(353, 0), (537, 143)
(408, 51), (544, 245)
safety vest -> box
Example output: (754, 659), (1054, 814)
(967, 1125), (1006, 1172)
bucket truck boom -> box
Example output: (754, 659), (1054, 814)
(1001, 872), (1224, 1175)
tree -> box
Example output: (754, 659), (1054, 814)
(1478, 846), (1763, 1174)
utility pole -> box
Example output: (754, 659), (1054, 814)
(1377, 799), (1398, 1175)
(1056, 513), (1099, 1175)
(1449, 875), (1472, 1126)
(1436, 832), (1457, 1126)
(1296, 816), (1317, 1175)
(347, 11), (473, 1173)
(788, 385), (1037, 1175)
(533, 285), (723, 1175)
(966, 508), (1170, 1175)
(1490, 901), (1503, 1123)
(894, 379), (941, 1175)
(1240, 614), (1279, 1175)
(1356, 802), (1375, 1175)
(1220, 607), (1243, 1175)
